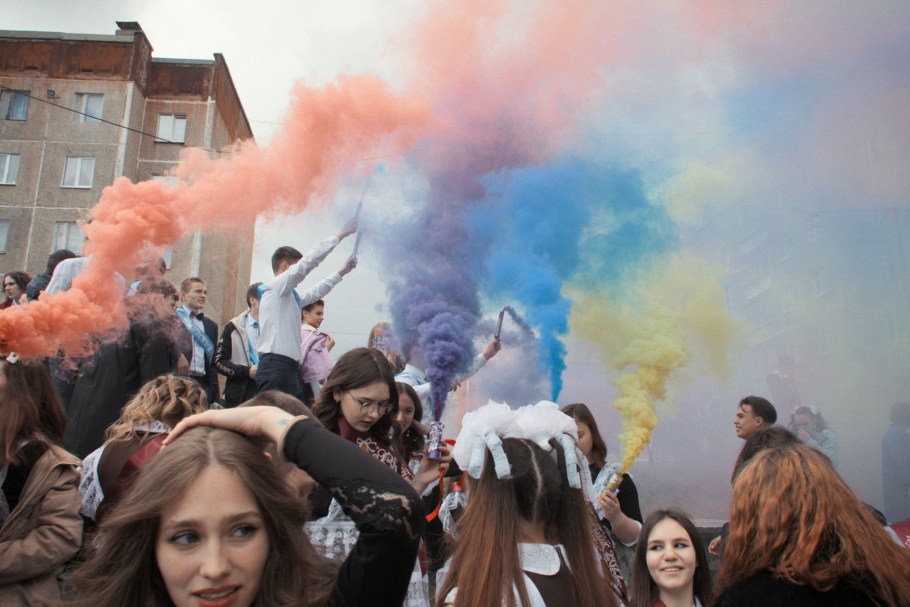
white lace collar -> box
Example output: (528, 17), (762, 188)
(518, 543), (567, 576)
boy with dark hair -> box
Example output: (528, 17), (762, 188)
(215, 282), (263, 407)
(256, 218), (357, 397)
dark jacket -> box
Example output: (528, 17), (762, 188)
(176, 311), (219, 404)
(215, 311), (258, 407)
(65, 317), (178, 458)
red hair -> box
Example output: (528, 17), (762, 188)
(718, 444), (910, 605)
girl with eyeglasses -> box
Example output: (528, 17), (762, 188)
(311, 347), (450, 606)
(312, 347), (450, 496)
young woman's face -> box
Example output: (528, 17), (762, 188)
(338, 380), (392, 432)
(156, 464), (269, 607)
(645, 517), (697, 600)
(394, 392), (416, 433)
(575, 420), (593, 459)
(3, 276), (21, 300)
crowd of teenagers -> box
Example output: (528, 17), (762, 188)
(2, 216), (910, 606)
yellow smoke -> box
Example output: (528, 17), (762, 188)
(571, 253), (740, 474)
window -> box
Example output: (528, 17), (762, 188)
(156, 114), (187, 143)
(0, 220), (8, 253)
(62, 156), (95, 188)
(0, 90), (29, 120)
(53, 221), (85, 254)
(72, 93), (104, 124)
(0, 154), (19, 185)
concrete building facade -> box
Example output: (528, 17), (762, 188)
(0, 21), (254, 323)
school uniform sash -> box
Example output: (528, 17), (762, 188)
(176, 308), (214, 363)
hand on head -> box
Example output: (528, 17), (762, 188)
(164, 405), (299, 446)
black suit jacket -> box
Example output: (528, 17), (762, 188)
(177, 313), (219, 403)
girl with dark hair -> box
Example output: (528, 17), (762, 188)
(0, 355), (82, 604)
(68, 405), (425, 607)
(439, 402), (618, 607)
(79, 374), (210, 523)
(561, 403), (643, 544)
(1, 271), (31, 309)
(630, 509), (714, 607)
(393, 381), (426, 469)
(312, 348), (448, 496)
(311, 348), (449, 606)
(715, 444), (910, 606)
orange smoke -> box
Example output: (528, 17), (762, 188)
(0, 76), (427, 358)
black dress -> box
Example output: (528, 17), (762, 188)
(282, 418), (425, 607)
(715, 571), (882, 607)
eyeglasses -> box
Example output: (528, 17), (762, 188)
(346, 391), (393, 415)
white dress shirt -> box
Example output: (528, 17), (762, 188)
(257, 236), (342, 361)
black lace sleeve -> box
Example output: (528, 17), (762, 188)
(282, 418), (425, 607)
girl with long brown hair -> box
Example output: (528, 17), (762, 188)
(715, 444), (910, 606)
(312, 348), (448, 496)
(311, 348), (449, 606)
(630, 508), (713, 607)
(0, 355), (82, 604)
(439, 402), (618, 607)
(68, 405), (425, 607)
(561, 403), (643, 545)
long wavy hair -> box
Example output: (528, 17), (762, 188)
(312, 347), (399, 446)
(105, 374), (209, 444)
(561, 403), (608, 469)
(718, 444), (910, 605)
(0, 358), (67, 465)
(438, 437), (616, 607)
(68, 427), (331, 606)
(630, 508), (714, 607)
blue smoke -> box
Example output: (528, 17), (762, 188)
(467, 158), (677, 399)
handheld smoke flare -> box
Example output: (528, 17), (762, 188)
(427, 421), (444, 460)
(495, 307), (506, 340)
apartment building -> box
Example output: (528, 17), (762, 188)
(0, 21), (254, 321)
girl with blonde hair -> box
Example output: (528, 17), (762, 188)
(79, 374), (210, 522)
(68, 405), (424, 607)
